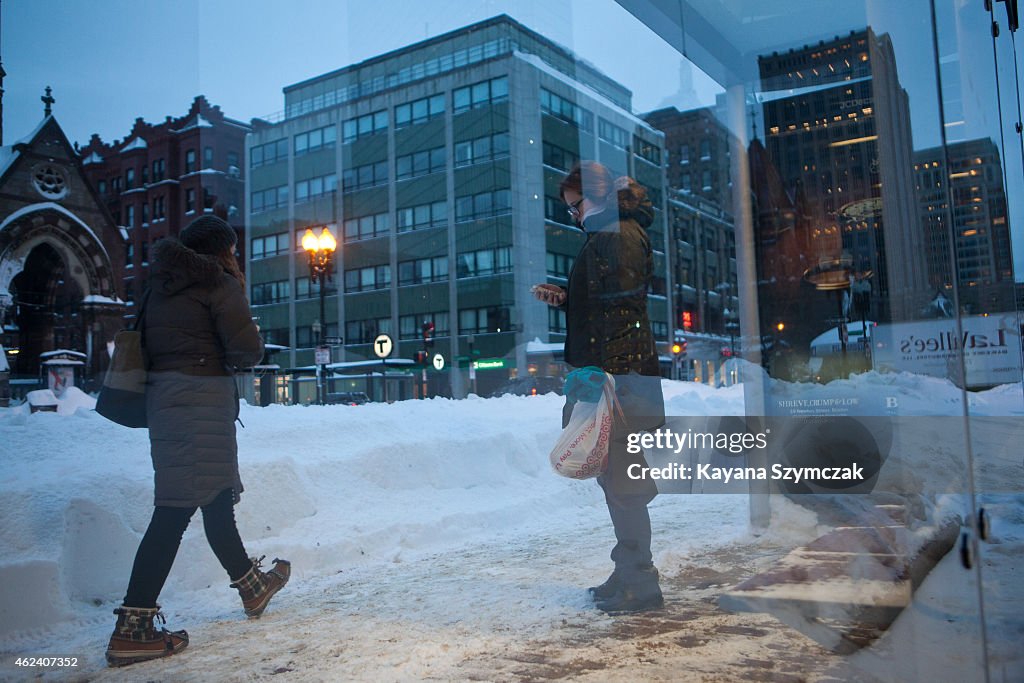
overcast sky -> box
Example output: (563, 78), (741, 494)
(4, 0), (1023, 282)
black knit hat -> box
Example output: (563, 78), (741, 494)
(180, 215), (237, 256)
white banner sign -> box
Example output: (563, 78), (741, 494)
(872, 312), (1022, 388)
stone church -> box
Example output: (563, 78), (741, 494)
(0, 92), (126, 387)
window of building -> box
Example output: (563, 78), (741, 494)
(251, 232), (289, 259)
(250, 139), (288, 168)
(141, 202), (149, 225)
(140, 240), (149, 264)
(204, 146), (214, 168)
(453, 76), (508, 114)
(152, 196), (165, 220)
(296, 324), (337, 348)
(545, 251), (575, 278)
(185, 149), (197, 173)
(344, 264), (391, 292)
(679, 144), (690, 165)
(397, 256), (448, 285)
(251, 185), (288, 212)
(634, 136), (661, 165)
(599, 119), (629, 149)
(395, 94), (445, 127)
(125, 243), (134, 267)
(702, 170), (713, 191)
(343, 212), (390, 241)
(399, 312), (448, 340)
(542, 142), (579, 172)
(185, 188), (196, 213)
(458, 306), (511, 334)
(125, 168), (135, 190)
(341, 161), (388, 192)
(396, 200), (446, 233)
(98, 180), (107, 195)
(548, 307), (567, 333)
(342, 110), (388, 143)
(544, 196), (573, 225)
(454, 189), (511, 222)
(152, 158), (166, 182)
(141, 166), (149, 185)
(295, 125), (337, 155)
(700, 139), (712, 161)
(112, 176), (122, 193)
(345, 318), (392, 345)
(227, 151), (239, 170)
(295, 173), (338, 202)
(125, 204), (135, 228)
(454, 133), (509, 167)
(456, 246), (512, 278)
(203, 187), (215, 210)
(396, 147), (446, 179)
(294, 276), (336, 300)
(251, 280), (291, 305)
(540, 88), (593, 131)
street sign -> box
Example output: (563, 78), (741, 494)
(372, 334), (393, 359)
(432, 353), (445, 371)
(315, 346), (331, 365)
(324, 336), (344, 345)
(473, 359), (507, 370)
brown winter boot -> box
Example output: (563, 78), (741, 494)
(231, 555), (291, 618)
(105, 605), (188, 667)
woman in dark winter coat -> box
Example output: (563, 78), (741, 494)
(533, 161), (666, 613)
(106, 216), (291, 667)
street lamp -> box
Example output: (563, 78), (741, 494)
(724, 307), (739, 385)
(302, 225), (337, 405)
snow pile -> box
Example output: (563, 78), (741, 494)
(0, 374), (1020, 670)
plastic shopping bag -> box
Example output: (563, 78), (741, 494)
(549, 372), (620, 479)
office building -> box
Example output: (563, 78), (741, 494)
(246, 15), (671, 400)
(914, 138), (1014, 314)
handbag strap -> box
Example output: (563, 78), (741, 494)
(131, 289), (152, 331)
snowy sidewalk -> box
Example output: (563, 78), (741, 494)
(2, 494), (853, 682)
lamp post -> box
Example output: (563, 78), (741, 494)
(803, 256), (854, 377)
(302, 225), (337, 405)
(724, 307), (739, 385)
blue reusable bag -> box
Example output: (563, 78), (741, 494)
(563, 366), (607, 403)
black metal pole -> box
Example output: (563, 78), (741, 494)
(318, 279), (326, 405)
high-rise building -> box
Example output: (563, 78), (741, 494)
(914, 138), (1014, 314)
(643, 107), (737, 339)
(643, 107), (732, 210)
(79, 96), (250, 307)
(246, 15), (671, 400)
(756, 29), (928, 374)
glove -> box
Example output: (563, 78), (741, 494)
(563, 366), (608, 403)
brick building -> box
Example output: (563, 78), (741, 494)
(78, 96), (251, 306)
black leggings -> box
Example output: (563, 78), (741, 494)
(123, 488), (252, 608)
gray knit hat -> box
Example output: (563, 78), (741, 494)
(180, 215), (237, 256)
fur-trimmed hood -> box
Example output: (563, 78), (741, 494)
(150, 237), (226, 295)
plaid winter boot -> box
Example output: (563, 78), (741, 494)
(231, 555), (291, 618)
(105, 605), (188, 667)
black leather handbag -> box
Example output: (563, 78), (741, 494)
(95, 291), (149, 428)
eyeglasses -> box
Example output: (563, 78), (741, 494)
(566, 198), (584, 219)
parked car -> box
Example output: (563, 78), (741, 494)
(488, 376), (563, 398)
(326, 391), (370, 406)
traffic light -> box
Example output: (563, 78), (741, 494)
(422, 321), (435, 348)
(671, 339), (687, 356)
(414, 350), (428, 366)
